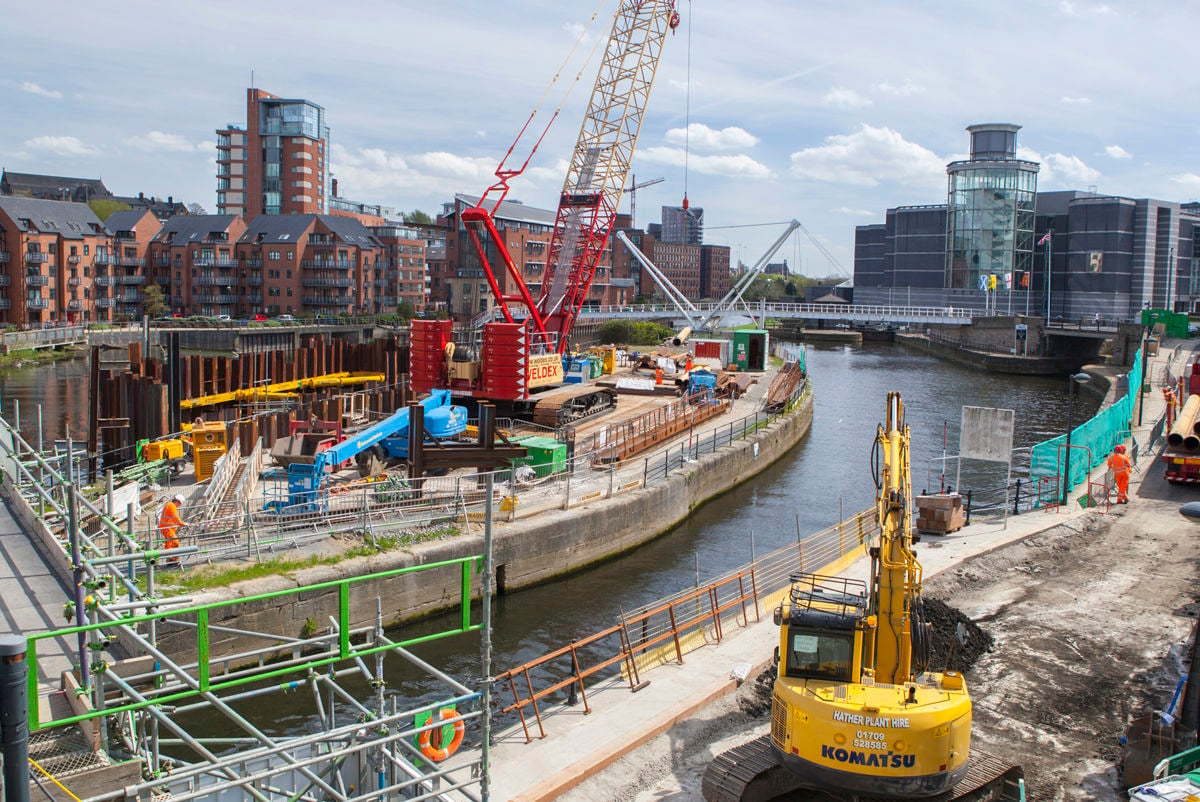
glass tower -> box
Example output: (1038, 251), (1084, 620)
(945, 124), (1039, 290)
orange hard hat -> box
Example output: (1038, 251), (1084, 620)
(1113, 444), (1126, 453)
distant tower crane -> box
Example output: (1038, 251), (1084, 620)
(623, 175), (665, 230)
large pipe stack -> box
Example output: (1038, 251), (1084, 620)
(1168, 394), (1200, 450)
(90, 334), (411, 469)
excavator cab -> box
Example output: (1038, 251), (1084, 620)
(775, 574), (869, 685)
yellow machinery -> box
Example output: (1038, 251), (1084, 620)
(179, 372), (386, 411)
(143, 439), (184, 462)
(702, 393), (1022, 801)
(190, 421), (228, 482)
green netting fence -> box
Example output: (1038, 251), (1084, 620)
(1030, 347), (1142, 495)
(1142, 309), (1190, 339)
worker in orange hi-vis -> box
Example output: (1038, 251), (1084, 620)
(158, 493), (187, 563)
(1107, 445), (1133, 504)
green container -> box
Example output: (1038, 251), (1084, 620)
(1141, 309), (1189, 339)
(513, 436), (567, 477)
(588, 356), (603, 379)
(732, 329), (768, 371)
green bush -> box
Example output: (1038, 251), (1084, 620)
(597, 320), (677, 346)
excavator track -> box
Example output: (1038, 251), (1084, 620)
(702, 736), (1023, 802)
(528, 385), (618, 427)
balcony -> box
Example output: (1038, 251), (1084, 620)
(95, 276), (118, 287)
(95, 298), (118, 308)
(0, 252), (9, 264)
(95, 253), (118, 266)
(377, 296), (398, 306)
(0, 276), (10, 288)
(246, 293), (263, 304)
(117, 255), (145, 268)
(0, 298), (10, 310)
(120, 294), (141, 303)
(26, 297), (48, 309)
(374, 279), (388, 288)
(301, 260), (353, 271)
(302, 295), (353, 307)
(154, 256), (172, 268)
(67, 254), (81, 265)
(302, 277), (353, 288)
(245, 276), (264, 287)
(67, 300), (82, 311)
(194, 294), (239, 304)
(194, 257), (239, 268)
(25, 275), (49, 287)
(120, 275), (146, 285)
(67, 277), (81, 287)
(24, 253), (48, 265)
(193, 275), (233, 286)
(246, 258), (264, 268)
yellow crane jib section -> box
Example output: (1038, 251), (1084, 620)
(179, 372), (386, 410)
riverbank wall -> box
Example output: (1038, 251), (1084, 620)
(144, 388), (815, 662)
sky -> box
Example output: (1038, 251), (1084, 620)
(4, 1), (1199, 282)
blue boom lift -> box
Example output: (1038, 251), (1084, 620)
(270, 389), (467, 513)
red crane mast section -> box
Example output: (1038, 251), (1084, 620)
(462, 0), (679, 355)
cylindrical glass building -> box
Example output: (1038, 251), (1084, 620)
(945, 124), (1039, 290)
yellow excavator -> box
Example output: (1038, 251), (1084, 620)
(703, 392), (1024, 801)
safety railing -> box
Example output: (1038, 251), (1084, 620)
(495, 508), (878, 741)
(201, 440), (243, 509)
(25, 555), (482, 731)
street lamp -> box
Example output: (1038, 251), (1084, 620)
(1061, 372), (1091, 505)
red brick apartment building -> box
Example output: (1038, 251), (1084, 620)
(98, 210), (159, 321)
(217, 89), (328, 220)
(371, 224), (428, 313)
(437, 194), (621, 320)
(0, 197), (111, 326)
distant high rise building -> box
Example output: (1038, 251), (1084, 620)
(660, 204), (703, 244)
(217, 89), (329, 220)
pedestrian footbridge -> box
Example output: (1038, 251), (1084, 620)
(578, 302), (973, 328)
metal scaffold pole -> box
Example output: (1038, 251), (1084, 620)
(481, 472), (495, 801)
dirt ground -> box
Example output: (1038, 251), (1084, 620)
(560, 477), (1200, 801)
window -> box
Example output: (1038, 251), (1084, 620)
(286, 287), (293, 296)
(785, 630), (853, 682)
(70, 245), (78, 256)
(268, 250), (280, 261)
(287, 252), (293, 260)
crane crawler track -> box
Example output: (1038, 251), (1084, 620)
(702, 736), (1023, 802)
(528, 385), (618, 427)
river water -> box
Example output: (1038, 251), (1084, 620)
(0, 344), (1100, 737)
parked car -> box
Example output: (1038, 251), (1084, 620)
(215, 315), (231, 322)
(277, 314), (295, 322)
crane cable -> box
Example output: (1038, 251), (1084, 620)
(682, 0), (692, 207)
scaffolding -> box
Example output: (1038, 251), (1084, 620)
(0, 405), (495, 802)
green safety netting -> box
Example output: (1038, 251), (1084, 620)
(1142, 309), (1190, 339)
(1030, 347), (1142, 494)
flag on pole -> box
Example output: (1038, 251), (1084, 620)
(1038, 232), (1052, 246)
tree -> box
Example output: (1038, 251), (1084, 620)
(187, 202), (207, 216)
(87, 199), (131, 221)
(404, 209), (434, 225)
(142, 284), (169, 319)
(397, 301), (416, 320)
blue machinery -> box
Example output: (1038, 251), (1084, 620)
(274, 390), (467, 513)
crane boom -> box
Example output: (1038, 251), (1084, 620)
(540, 1), (678, 349)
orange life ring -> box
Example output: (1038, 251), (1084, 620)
(418, 708), (464, 762)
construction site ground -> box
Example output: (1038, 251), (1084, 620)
(493, 342), (1200, 802)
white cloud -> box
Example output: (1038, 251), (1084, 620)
(1061, 96), (1092, 105)
(874, 81), (924, 97)
(789, 125), (944, 188)
(1021, 147), (1101, 186)
(126, 131), (204, 154)
(664, 123), (759, 151)
(23, 135), (98, 158)
(1105, 145), (1131, 160)
(821, 87), (872, 109)
(834, 207), (876, 217)
(1059, 1), (1116, 15)
(20, 81), (62, 99)
(329, 144), (565, 200)
(1169, 173), (1200, 195)
(638, 147), (771, 179)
